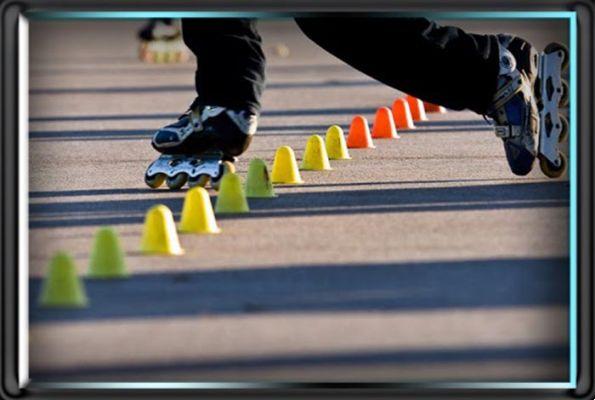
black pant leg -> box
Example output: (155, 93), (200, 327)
(295, 18), (500, 115)
(181, 18), (266, 114)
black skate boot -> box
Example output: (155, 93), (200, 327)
(151, 101), (257, 158)
(487, 35), (540, 176)
(146, 100), (258, 190)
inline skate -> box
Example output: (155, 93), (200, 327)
(488, 35), (569, 178)
(144, 103), (257, 190)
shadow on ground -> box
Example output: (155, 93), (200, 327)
(30, 256), (568, 323)
(29, 181), (569, 229)
(31, 343), (568, 381)
(29, 79), (381, 95)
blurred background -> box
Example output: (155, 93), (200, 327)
(28, 18), (569, 383)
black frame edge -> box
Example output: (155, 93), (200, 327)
(1, 0), (24, 398)
(1, 0), (593, 399)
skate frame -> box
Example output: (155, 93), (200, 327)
(538, 49), (565, 166)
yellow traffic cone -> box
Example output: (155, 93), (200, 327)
(245, 158), (277, 198)
(325, 125), (351, 160)
(215, 172), (250, 214)
(271, 146), (304, 184)
(301, 135), (332, 171)
(88, 227), (128, 278)
(179, 187), (221, 234)
(140, 205), (184, 255)
(39, 252), (88, 308)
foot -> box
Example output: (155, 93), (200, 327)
(487, 35), (540, 176)
(151, 100), (257, 158)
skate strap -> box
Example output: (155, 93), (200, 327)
(492, 70), (524, 110)
(494, 125), (523, 139)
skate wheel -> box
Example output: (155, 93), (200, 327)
(166, 173), (188, 190)
(558, 114), (569, 143)
(544, 43), (569, 71)
(145, 173), (166, 189)
(211, 161), (236, 191)
(539, 152), (567, 178)
(559, 80), (569, 107)
(188, 174), (210, 188)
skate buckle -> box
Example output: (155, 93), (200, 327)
(495, 125), (522, 139)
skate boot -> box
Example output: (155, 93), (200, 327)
(137, 19), (189, 64)
(145, 101), (257, 190)
(487, 35), (569, 178)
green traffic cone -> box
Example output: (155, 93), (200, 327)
(215, 173), (250, 214)
(245, 158), (276, 198)
(88, 227), (128, 278)
(39, 252), (88, 308)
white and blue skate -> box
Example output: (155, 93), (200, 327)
(490, 37), (568, 178)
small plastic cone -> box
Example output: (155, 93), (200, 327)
(140, 205), (184, 255)
(215, 173), (250, 214)
(325, 125), (351, 160)
(39, 252), (88, 308)
(406, 95), (429, 121)
(423, 101), (447, 113)
(372, 107), (400, 139)
(245, 158), (276, 198)
(301, 135), (332, 171)
(271, 146), (304, 184)
(88, 227), (128, 278)
(347, 116), (375, 149)
(179, 187), (221, 234)
(392, 98), (416, 129)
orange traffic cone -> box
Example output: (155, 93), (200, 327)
(371, 107), (399, 139)
(392, 98), (415, 130)
(346, 116), (375, 149)
(405, 95), (428, 122)
(423, 101), (447, 113)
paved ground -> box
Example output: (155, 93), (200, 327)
(28, 19), (570, 383)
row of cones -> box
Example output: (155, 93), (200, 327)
(39, 227), (128, 308)
(39, 96), (446, 308)
(137, 96), (447, 254)
(40, 169), (269, 306)
(344, 96), (446, 149)
(40, 167), (267, 306)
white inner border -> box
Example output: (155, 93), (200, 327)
(18, 13), (30, 389)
